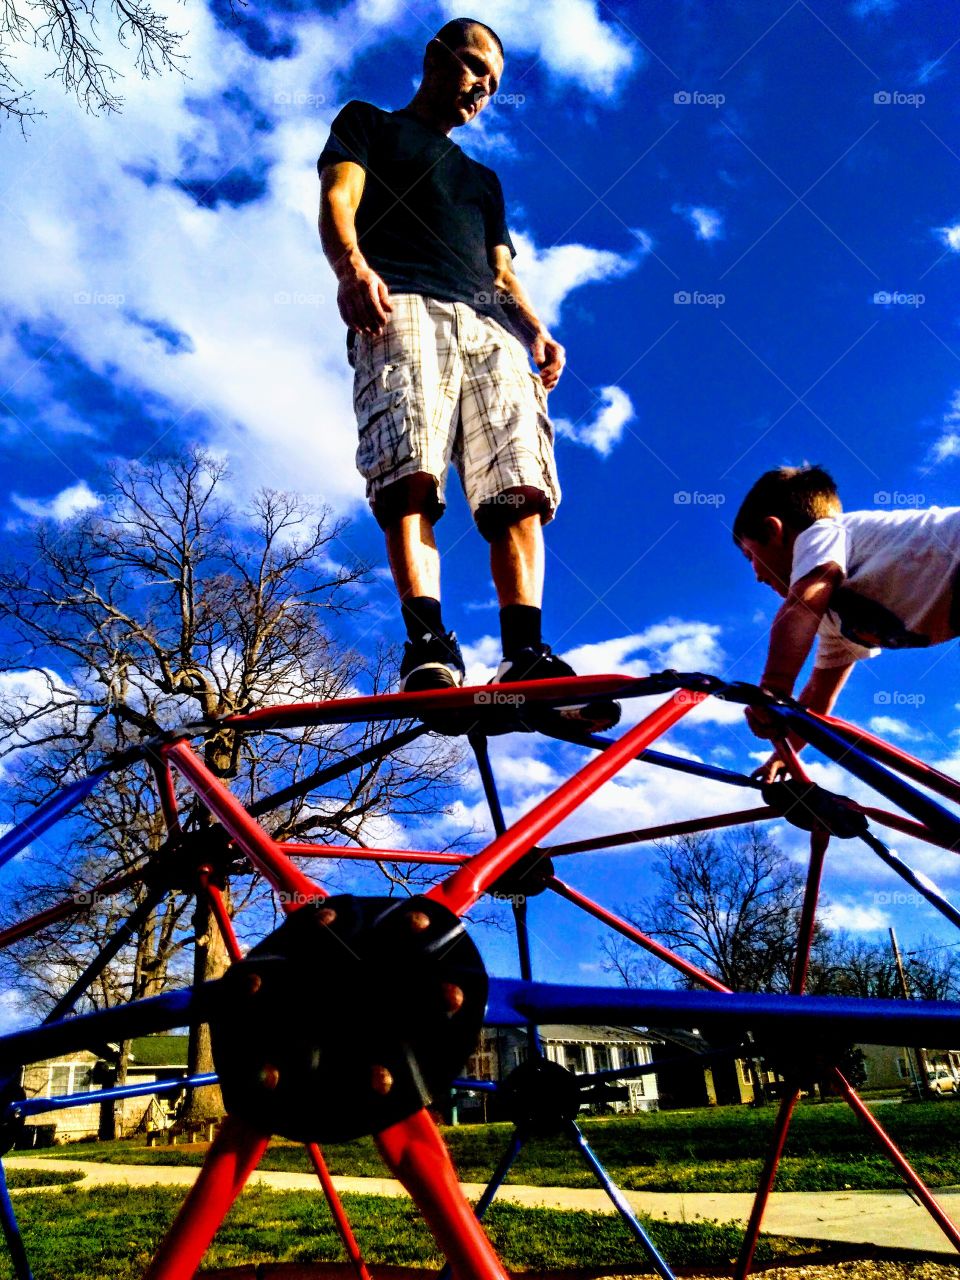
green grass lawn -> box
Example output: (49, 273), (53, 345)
(31, 1099), (960, 1193)
(0, 1183), (812, 1279)
(5, 1168), (84, 1189)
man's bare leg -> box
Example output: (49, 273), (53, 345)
(380, 473), (442, 600)
(380, 474), (463, 689)
(489, 512), (544, 607)
(385, 512), (441, 600)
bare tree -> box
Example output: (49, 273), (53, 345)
(615, 826), (824, 994)
(0, 450), (464, 1125)
(1, 0), (193, 128)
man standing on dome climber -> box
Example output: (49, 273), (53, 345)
(317, 17), (619, 731)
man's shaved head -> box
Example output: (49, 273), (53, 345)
(433, 17), (504, 59)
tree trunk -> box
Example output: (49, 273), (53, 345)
(98, 1039), (130, 1140)
(183, 885), (230, 1123)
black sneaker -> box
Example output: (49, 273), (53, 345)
(399, 631), (466, 693)
(492, 644), (621, 733)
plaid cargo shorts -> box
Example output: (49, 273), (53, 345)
(348, 293), (562, 526)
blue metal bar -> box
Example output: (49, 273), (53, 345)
(470, 731), (544, 1057)
(581, 1044), (743, 1087)
(0, 1159), (33, 1280)
(437, 1133), (525, 1280)
(770, 706), (960, 845)
(537, 720), (761, 789)
(565, 1119), (674, 1280)
(862, 830), (960, 932)
(486, 979), (960, 1045)
(11, 1072), (219, 1119)
(0, 986), (208, 1068)
(44, 884), (168, 1026)
(248, 724), (428, 818)
(0, 775), (102, 872)
(451, 1078), (499, 1094)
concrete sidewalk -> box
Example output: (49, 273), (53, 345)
(7, 1157), (960, 1257)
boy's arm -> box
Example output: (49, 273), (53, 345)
(490, 244), (565, 390)
(745, 560), (844, 751)
(319, 161), (393, 336)
(753, 661), (855, 783)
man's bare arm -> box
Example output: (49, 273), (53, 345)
(319, 161), (393, 336)
(490, 244), (565, 390)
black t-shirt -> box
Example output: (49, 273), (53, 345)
(317, 100), (517, 332)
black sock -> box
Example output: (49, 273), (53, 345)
(402, 596), (445, 643)
(500, 604), (542, 659)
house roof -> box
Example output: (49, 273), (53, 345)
(536, 1025), (659, 1045)
(129, 1035), (189, 1067)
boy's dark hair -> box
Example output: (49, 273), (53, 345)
(433, 18), (504, 60)
(732, 465), (842, 545)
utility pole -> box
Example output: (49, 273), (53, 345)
(890, 926), (929, 1096)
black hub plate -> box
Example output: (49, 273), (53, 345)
(210, 894), (487, 1143)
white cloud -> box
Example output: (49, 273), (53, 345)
(554, 385), (635, 457)
(934, 224), (960, 252)
(439, 0), (637, 96)
(510, 232), (638, 330)
(850, 0), (896, 15)
(928, 388), (960, 464)
(868, 715), (925, 742)
(11, 481), (100, 522)
(819, 900), (890, 932)
(673, 204), (725, 241)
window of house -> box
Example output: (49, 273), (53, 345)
(49, 1066), (72, 1095)
(72, 1066), (95, 1094)
(593, 1045), (611, 1071)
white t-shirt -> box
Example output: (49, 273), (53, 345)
(789, 507), (960, 669)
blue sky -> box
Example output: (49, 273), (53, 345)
(2, 0), (960, 994)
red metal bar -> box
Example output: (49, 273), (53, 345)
(216, 674), (645, 731)
(198, 869), (243, 965)
(0, 865), (147, 950)
(150, 756), (183, 838)
(305, 1143), (373, 1280)
(790, 828), (829, 994)
(164, 741), (324, 909)
(808, 712), (960, 806)
(735, 827), (829, 1277)
(279, 842), (467, 866)
(543, 806), (777, 857)
(429, 691), (705, 918)
(548, 875), (729, 993)
(143, 1115), (270, 1280)
(376, 1108), (508, 1280)
(833, 1069), (960, 1251)
(733, 1088), (801, 1280)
